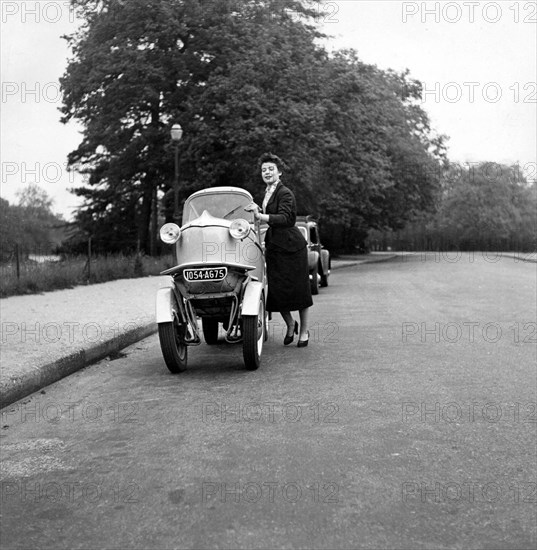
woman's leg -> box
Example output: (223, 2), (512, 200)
(298, 307), (310, 340)
(281, 311), (295, 336)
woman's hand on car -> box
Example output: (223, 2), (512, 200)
(245, 202), (269, 222)
(244, 202), (260, 214)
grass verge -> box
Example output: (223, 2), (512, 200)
(0, 253), (175, 298)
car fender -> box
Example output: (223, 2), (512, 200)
(321, 249), (330, 273)
(309, 249), (319, 270)
(241, 281), (264, 316)
(156, 287), (179, 324)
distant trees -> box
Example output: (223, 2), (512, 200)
(60, 0), (446, 253)
(0, 198), (21, 261)
(0, 184), (65, 261)
(435, 162), (536, 250)
(370, 162), (537, 252)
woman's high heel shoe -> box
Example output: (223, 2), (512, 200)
(284, 321), (298, 345)
(297, 331), (309, 348)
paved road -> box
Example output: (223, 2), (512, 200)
(0, 255), (374, 406)
(1, 254), (535, 549)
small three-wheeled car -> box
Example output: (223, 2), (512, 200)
(155, 187), (267, 372)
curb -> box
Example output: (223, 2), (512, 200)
(498, 253), (537, 263)
(331, 254), (398, 270)
(1, 323), (157, 409)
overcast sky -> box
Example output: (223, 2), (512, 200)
(1, 1), (536, 219)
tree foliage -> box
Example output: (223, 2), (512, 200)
(61, 0), (446, 253)
(435, 163), (536, 250)
(370, 163), (537, 251)
(0, 185), (65, 261)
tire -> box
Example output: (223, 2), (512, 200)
(243, 294), (265, 370)
(311, 263), (319, 295)
(263, 308), (269, 342)
(320, 264), (329, 287)
(202, 318), (219, 345)
(158, 317), (188, 373)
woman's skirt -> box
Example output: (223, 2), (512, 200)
(265, 245), (313, 312)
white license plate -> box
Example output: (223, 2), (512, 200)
(183, 267), (227, 282)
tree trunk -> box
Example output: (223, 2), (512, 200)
(139, 185), (153, 254)
(150, 186), (157, 256)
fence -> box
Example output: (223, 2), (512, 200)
(0, 243), (174, 298)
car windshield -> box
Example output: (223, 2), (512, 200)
(298, 226), (307, 241)
(183, 192), (254, 223)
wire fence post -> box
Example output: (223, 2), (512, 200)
(87, 236), (92, 282)
(15, 244), (20, 280)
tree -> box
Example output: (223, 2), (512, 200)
(0, 198), (22, 261)
(61, 0), (324, 252)
(304, 55), (446, 250)
(16, 184), (54, 212)
(61, 0), (446, 253)
(0, 185), (64, 260)
(174, 47), (446, 250)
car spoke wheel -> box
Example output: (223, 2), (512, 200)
(202, 318), (219, 345)
(243, 294), (265, 370)
(158, 314), (188, 373)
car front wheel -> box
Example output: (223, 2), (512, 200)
(158, 315), (188, 373)
(242, 294), (265, 370)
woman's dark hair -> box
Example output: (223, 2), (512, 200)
(257, 152), (288, 172)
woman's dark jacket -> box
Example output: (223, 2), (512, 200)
(263, 183), (307, 252)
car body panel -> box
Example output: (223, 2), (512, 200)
(295, 216), (330, 289)
(241, 281), (264, 316)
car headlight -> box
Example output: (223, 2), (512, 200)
(160, 223), (181, 244)
(229, 219), (250, 239)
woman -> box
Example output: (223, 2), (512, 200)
(247, 153), (313, 347)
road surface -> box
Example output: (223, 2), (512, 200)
(1, 253), (535, 549)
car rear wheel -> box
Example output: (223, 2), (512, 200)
(311, 263), (319, 295)
(320, 267), (329, 287)
(202, 318), (219, 345)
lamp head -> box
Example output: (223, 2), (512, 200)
(171, 123), (183, 142)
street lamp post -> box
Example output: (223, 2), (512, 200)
(171, 123), (183, 221)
